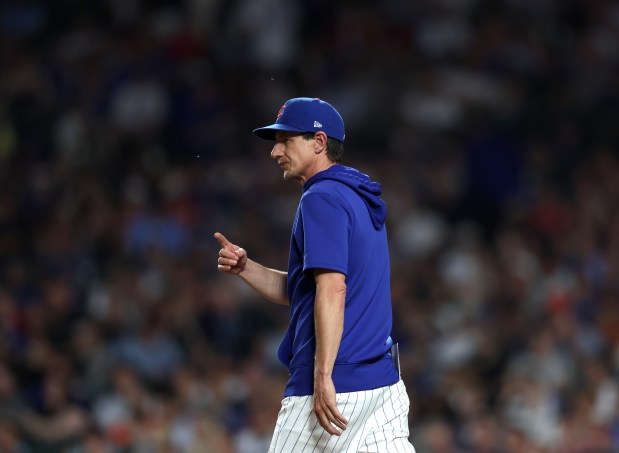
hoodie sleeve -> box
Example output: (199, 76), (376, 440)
(300, 192), (351, 275)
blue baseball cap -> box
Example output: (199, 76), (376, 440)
(253, 97), (345, 142)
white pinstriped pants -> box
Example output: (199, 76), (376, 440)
(268, 380), (416, 453)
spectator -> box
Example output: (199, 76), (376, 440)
(18, 375), (88, 452)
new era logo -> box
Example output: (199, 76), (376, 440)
(314, 121), (322, 128)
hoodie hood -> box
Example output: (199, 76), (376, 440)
(303, 165), (387, 229)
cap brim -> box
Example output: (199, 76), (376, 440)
(253, 123), (307, 140)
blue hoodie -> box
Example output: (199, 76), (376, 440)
(279, 165), (399, 397)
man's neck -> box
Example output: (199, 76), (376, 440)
(297, 160), (336, 186)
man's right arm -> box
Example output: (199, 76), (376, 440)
(215, 232), (289, 305)
(238, 259), (289, 305)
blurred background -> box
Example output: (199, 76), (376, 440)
(0, 0), (618, 452)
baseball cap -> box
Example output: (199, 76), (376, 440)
(253, 97), (345, 142)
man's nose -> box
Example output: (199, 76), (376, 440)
(271, 143), (283, 159)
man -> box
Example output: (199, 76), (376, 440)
(215, 97), (416, 452)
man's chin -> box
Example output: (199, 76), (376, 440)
(284, 172), (305, 186)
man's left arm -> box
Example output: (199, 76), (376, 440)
(313, 269), (349, 436)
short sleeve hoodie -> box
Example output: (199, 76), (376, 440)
(278, 165), (399, 397)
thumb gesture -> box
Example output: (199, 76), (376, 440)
(214, 232), (247, 275)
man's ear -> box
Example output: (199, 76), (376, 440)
(314, 131), (328, 154)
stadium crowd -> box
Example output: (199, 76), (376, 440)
(0, 0), (619, 451)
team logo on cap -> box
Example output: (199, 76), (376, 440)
(277, 105), (286, 118)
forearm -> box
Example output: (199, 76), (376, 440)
(238, 259), (289, 305)
(314, 272), (346, 378)
(310, 270), (349, 435)
(20, 411), (86, 441)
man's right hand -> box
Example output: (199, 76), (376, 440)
(214, 232), (248, 275)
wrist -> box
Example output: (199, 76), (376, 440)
(314, 368), (333, 379)
(237, 258), (251, 278)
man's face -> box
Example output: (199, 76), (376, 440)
(271, 131), (316, 184)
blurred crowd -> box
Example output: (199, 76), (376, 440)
(1, 0), (619, 452)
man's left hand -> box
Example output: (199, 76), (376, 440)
(313, 374), (348, 436)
